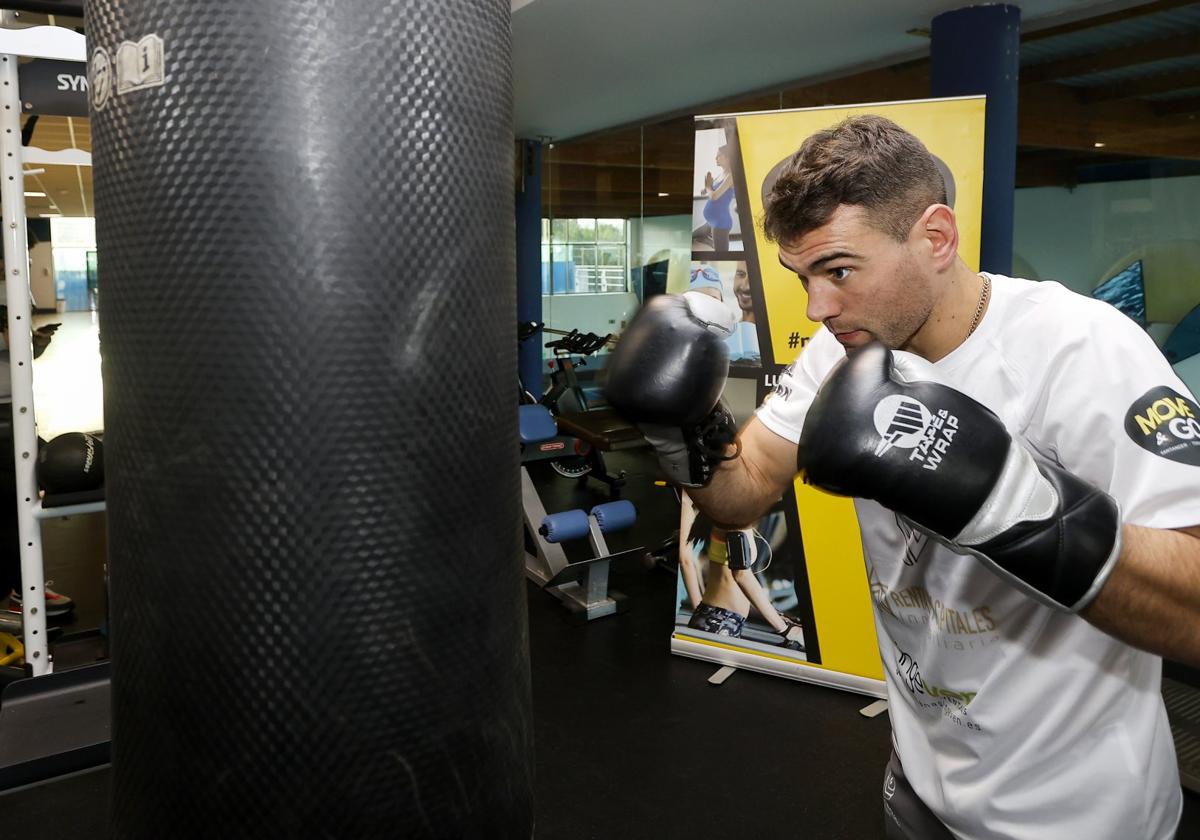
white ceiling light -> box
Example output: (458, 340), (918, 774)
(23, 191), (45, 197)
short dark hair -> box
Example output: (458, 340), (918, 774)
(761, 115), (946, 245)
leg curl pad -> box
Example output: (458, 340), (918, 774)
(590, 500), (636, 534)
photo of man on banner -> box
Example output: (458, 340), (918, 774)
(683, 261), (761, 368)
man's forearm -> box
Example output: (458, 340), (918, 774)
(1082, 524), (1200, 667)
(686, 446), (784, 529)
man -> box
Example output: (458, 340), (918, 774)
(730, 262), (760, 364)
(605, 115), (1199, 839)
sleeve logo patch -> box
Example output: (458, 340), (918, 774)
(1124, 386), (1200, 466)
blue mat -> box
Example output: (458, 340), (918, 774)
(1164, 303), (1200, 364)
(1092, 260), (1147, 326)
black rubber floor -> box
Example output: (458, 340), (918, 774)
(526, 448), (1200, 839)
(527, 512), (897, 837)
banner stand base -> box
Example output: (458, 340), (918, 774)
(859, 699), (889, 718)
(672, 635), (887, 700)
(707, 665), (737, 686)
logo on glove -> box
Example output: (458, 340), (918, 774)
(872, 395), (959, 471)
(873, 396), (931, 456)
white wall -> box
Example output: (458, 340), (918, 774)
(29, 242), (55, 309)
(630, 214), (692, 263)
(1013, 174), (1200, 294)
(1014, 174), (1200, 398)
(541, 291), (639, 360)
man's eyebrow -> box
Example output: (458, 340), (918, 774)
(778, 250), (863, 274)
(808, 250), (862, 271)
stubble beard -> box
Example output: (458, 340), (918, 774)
(878, 260), (935, 351)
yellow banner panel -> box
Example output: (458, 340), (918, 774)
(736, 97), (986, 367)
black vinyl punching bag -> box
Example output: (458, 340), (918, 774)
(85, 2), (533, 836)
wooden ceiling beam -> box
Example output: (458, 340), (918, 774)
(1022, 0), (1200, 42)
(1020, 115), (1200, 158)
(780, 62), (929, 111)
(1016, 157), (1082, 188)
(1022, 32), (1200, 84)
(1154, 94), (1200, 115)
(542, 192), (692, 210)
(1015, 146), (1150, 187)
(541, 201), (691, 220)
(547, 153), (692, 171)
(1081, 67), (1200, 103)
(1019, 81), (1200, 158)
(544, 163), (691, 193)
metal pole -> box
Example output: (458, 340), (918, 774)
(0, 29), (49, 674)
(515, 139), (543, 395)
(930, 4), (1020, 275)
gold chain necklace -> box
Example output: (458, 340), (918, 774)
(967, 274), (991, 337)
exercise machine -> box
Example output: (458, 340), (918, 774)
(541, 328), (611, 416)
(520, 324), (643, 497)
(519, 404), (642, 621)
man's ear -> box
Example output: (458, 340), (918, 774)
(916, 204), (959, 270)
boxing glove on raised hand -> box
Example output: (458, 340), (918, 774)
(797, 342), (1121, 612)
(604, 291), (739, 486)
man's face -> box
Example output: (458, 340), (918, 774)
(733, 264), (752, 313)
(776, 205), (934, 351)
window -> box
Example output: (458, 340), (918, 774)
(541, 217), (629, 294)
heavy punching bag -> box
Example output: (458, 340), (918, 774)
(85, 2), (533, 836)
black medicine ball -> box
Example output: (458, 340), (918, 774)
(39, 432), (104, 494)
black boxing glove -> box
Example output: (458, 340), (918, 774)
(797, 342), (1121, 612)
(604, 291), (739, 486)
(639, 401), (740, 487)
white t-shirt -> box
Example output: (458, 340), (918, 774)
(757, 274), (1199, 840)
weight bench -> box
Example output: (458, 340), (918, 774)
(552, 408), (645, 498)
(520, 404), (643, 621)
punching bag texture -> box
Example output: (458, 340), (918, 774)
(85, 1), (533, 836)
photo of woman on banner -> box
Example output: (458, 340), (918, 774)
(675, 491), (805, 655)
(692, 127), (743, 253)
(687, 262), (761, 366)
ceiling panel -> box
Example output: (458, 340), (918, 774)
(20, 115), (91, 218)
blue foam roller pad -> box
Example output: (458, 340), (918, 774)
(591, 500), (636, 533)
(540, 509), (590, 543)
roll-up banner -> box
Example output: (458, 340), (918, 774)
(672, 97), (986, 697)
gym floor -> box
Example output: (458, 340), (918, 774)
(529, 450), (1200, 838)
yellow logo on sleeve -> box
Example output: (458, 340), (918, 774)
(1125, 387), (1200, 466)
